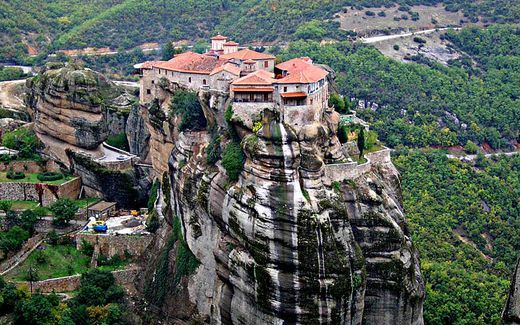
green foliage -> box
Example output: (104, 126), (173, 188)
(36, 172), (64, 182)
(147, 179), (160, 212)
(105, 133), (129, 151)
(394, 150), (519, 324)
(79, 239), (94, 257)
(161, 42), (175, 61)
(329, 93), (346, 113)
(14, 293), (57, 325)
(146, 209), (160, 233)
(0, 66), (26, 82)
(0, 226), (30, 253)
(170, 90), (207, 132)
(294, 20), (326, 40)
(0, 277), (26, 316)
(49, 198), (78, 226)
(464, 140), (479, 154)
(357, 128), (365, 158)
(205, 133), (221, 165)
(337, 124), (349, 144)
(0, 200), (13, 213)
(222, 142), (245, 182)
(6, 169), (24, 180)
(279, 32), (518, 147)
(1, 128), (40, 159)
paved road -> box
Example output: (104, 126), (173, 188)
(447, 150), (518, 161)
(112, 80), (139, 88)
(360, 27), (459, 44)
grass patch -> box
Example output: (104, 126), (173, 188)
(0, 172), (76, 185)
(9, 200), (40, 210)
(106, 133), (129, 151)
(75, 197), (100, 209)
(6, 244), (90, 281)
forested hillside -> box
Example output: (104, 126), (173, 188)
(395, 150), (519, 324)
(279, 25), (519, 149)
(2, 0), (519, 63)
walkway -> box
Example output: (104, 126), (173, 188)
(447, 150), (518, 161)
(360, 27), (458, 44)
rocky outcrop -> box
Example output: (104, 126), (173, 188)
(503, 257), (520, 325)
(136, 84), (425, 324)
(25, 63), (138, 164)
(126, 104), (150, 160)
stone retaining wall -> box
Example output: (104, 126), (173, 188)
(323, 148), (391, 185)
(0, 160), (58, 173)
(75, 233), (152, 259)
(0, 234), (45, 274)
(17, 267), (141, 293)
(0, 177), (81, 206)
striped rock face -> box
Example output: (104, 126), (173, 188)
(138, 86), (425, 324)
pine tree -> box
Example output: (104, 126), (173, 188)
(357, 128), (365, 159)
(162, 42), (175, 60)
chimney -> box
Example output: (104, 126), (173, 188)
(211, 35), (228, 52)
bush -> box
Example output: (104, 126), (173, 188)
(80, 239), (94, 257)
(49, 199), (78, 226)
(170, 90), (207, 132)
(105, 133), (129, 151)
(222, 142), (245, 182)
(37, 172), (63, 182)
(365, 10), (375, 16)
(205, 134), (221, 165)
(6, 169), (24, 180)
(329, 93), (346, 113)
(413, 36), (427, 44)
(393, 44), (400, 51)
(464, 140), (479, 154)
(146, 209), (160, 233)
(337, 124), (349, 144)
(378, 11), (386, 17)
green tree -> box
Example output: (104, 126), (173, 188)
(161, 42), (175, 60)
(357, 128), (365, 158)
(13, 293), (55, 325)
(170, 90), (207, 131)
(294, 20), (326, 40)
(49, 199), (78, 226)
(222, 142), (245, 182)
(0, 201), (12, 214)
(329, 93), (345, 113)
(19, 210), (38, 234)
(464, 140), (479, 154)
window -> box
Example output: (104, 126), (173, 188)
(151, 80), (155, 84)
(203, 79), (207, 85)
(264, 61), (269, 68)
(146, 89), (151, 95)
(264, 93), (269, 101)
(189, 77), (192, 83)
(284, 86), (287, 92)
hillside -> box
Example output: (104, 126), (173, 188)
(2, 0), (519, 63)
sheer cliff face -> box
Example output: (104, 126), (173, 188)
(139, 85), (424, 324)
(503, 257), (520, 324)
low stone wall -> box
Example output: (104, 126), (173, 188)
(75, 233), (152, 259)
(0, 160), (58, 173)
(0, 177), (81, 206)
(17, 267), (141, 293)
(0, 234), (45, 274)
(323, 148), (391, 185)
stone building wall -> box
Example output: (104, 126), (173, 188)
(323, 148), (391, 185)
(0, 177), (81, 206)
(75, 233), (152, 258)
(17, 267), (141, 293)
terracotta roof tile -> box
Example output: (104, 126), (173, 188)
(280, 92), (307, 98)
(153, 51), (224, 74)
(223, 41), (239, 46)
(231, 70), (275, 86)
(233, 87), (274, 92)
(210, 63), (241, 76)
(220, 49), (275, 61)
(276, 58), (328, 84)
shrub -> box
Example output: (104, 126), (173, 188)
(146, 209), (160, 233)
(378, 11), (386, 17)
(205, 134), (221, 165)
(365, 10), (375, 16)
(49, 198), (78, 226)
(464, 140), (479, 154)
(393, 44), (400, 51)
(413, 36), (427, 44)
(6, 169), (24, 180)
(329, 93), (346, 113)
(170, 90), (207, 131)
(80, 239), (94, 257)
(37, 172), (63, 182)
(105, 133), (129, 151)
(337, 124), (349, 144)
(222, 142), (245, 182)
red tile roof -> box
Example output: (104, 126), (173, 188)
(211, 35), (227, 40)
(220, 49), (275, 61)
(231, 70), (275, 86)
(209, 63), (241, 76)
(223, 41), (239, 46)
(280, 92), (307, 98)
(153, 51), (224, 74)
(276, 58), (328, 84)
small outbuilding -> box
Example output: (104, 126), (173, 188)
(87, 201), (117, 220)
